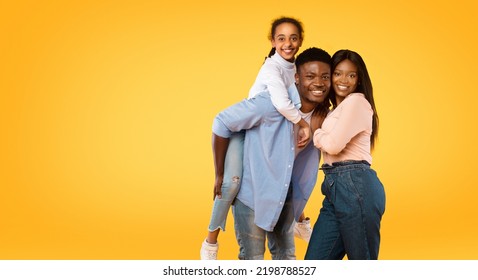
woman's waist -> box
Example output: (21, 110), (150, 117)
(320, 159), (371, 173)
(322, 152), (371, 167)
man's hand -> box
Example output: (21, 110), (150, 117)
(213, 175), (224, 200)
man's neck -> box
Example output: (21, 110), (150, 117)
(299, 98), (316, 113)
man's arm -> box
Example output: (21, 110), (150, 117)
(210, 94), (272, 199)
(212, 134), (229, 199)
(212, 94), (272, 138)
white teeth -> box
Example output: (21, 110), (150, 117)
(337, 85), (348, 90)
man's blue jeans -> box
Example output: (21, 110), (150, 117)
(232, 187), (295, 260)
(305, 161), (386, 260)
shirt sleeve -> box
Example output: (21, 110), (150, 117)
(313, 94), (372, 155)
(263, 66), (302, 124)
(212, 95), (271, 138)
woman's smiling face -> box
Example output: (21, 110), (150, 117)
(332, 59), (358, 103)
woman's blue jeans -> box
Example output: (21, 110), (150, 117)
(207, 132), (244, 232)
(305, 161), (386, 260)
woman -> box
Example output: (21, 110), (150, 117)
(305, 49), (386, 260)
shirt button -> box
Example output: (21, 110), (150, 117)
(285, 184), (288, 187)
(279, 202), (283, 205)
(288, 165), (291, 168)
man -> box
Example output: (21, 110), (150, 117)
(212, 48), (331, 259)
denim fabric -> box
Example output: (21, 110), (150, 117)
(213, 86), (319, 231)
(232, 187), (296, 260)
(305, 161), (385, 260)
(207, 132), (244, 232)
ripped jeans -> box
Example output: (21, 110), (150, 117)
(232, 187), (296, 260)
(207, 132), (244, 232)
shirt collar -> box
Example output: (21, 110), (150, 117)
(271, 52), (295, 70)
(288, 84), (302, 110)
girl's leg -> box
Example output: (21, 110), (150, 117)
(298, 212), (306, 222)
(201, 132), (244, 260)
(294, 212), (312, 242)
(206, 229), (220, 245)
(206, 132), (244, 237)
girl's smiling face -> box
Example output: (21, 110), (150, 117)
(270, 22), (302, 62)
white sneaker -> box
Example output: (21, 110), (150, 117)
(294, 217), (312, 242)
(200, 239), (218, 260)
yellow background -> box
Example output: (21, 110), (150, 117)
(1, 0), (478, 260)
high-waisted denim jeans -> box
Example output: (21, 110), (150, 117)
(207, 132), (244, 232)
(305, 160), (386, 260)
(232, 187), (296, 260)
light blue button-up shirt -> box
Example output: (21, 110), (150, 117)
(212, 85), (321, 231)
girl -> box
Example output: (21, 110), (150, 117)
(201, 16), (312, 260)
(305, 49), (386, 260)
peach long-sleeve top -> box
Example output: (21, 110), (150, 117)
(313, 93), (373, 165)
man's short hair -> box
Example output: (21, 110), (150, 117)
(295, 47), (331, 71)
